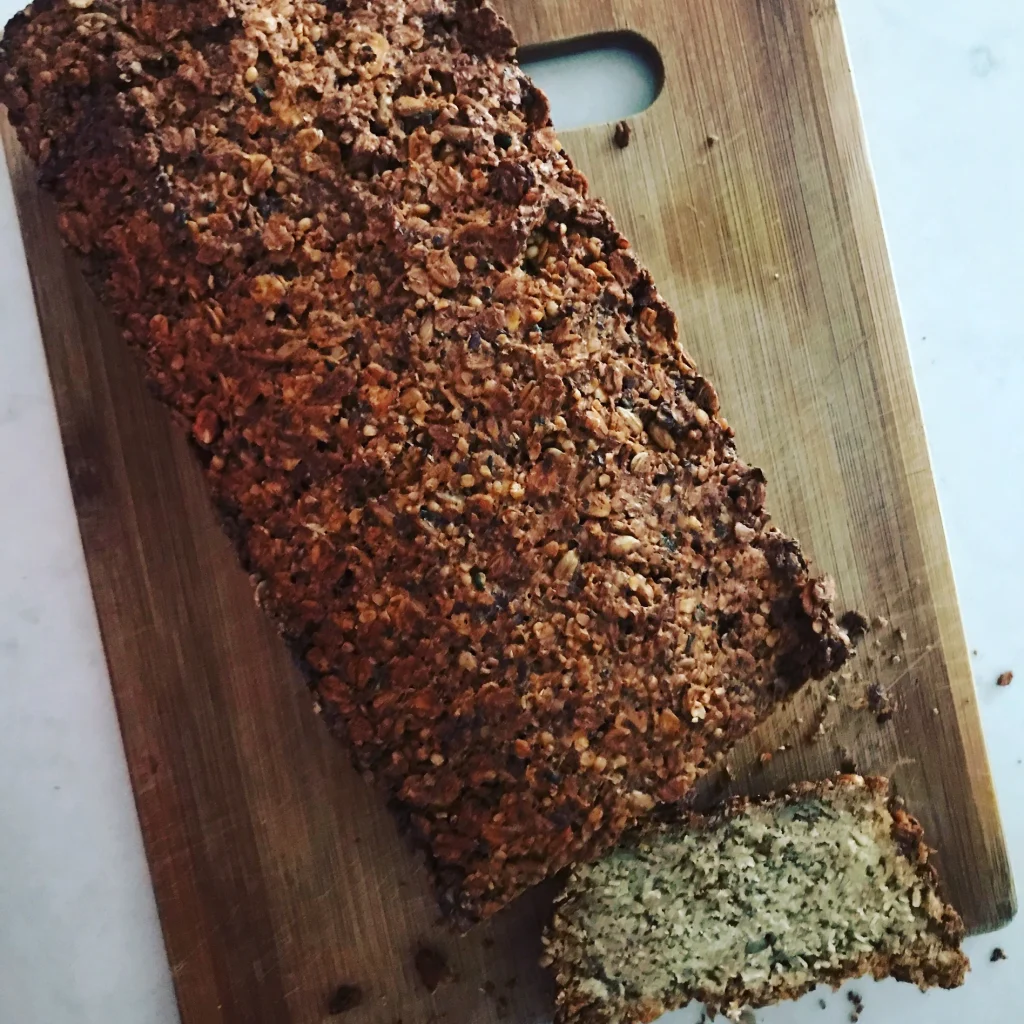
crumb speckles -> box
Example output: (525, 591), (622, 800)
(612, 120), (632, 149)
(847, 989), (864, 1023)
(866, 682), (895, 724)
(414, 946), (451, 993)
(327, 984), (364, 1015)
(991, 947), (1007, 962)
(838, 610), (868, 645)
(997, 671), (1013, 688)
(969, 45), (997, 78)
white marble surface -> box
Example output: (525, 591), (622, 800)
(0, 1), (1021, 1022)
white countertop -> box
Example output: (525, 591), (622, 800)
(0, 1), (1021, 1022)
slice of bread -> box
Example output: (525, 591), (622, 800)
(544, 776), (967, 1023)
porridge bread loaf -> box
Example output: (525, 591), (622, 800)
(543, 775), (968, 1024)
(0, 0), (849, 927)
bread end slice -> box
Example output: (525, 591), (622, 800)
(543, 775), (967, 1023)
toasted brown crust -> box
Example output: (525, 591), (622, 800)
(0, 0), (849, 926)
(545, 775), (968, 1024)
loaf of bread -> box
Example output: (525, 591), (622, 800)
(544, 776), (968, 1024)
(0, 0), (850, 927)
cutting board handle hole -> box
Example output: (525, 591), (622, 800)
(520, 31), (663, 131)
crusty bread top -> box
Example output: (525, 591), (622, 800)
(1, 0), (849, 926)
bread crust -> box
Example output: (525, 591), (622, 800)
(1, 0), (849, 927)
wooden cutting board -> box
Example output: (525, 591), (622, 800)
(2, 0), (1015, 1022)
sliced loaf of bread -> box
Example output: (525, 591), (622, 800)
(0, 0), (850, 927)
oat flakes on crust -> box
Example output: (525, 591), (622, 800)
(0, 0), (850, 927)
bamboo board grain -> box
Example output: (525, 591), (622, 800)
(1, 0), (1014, 1022)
